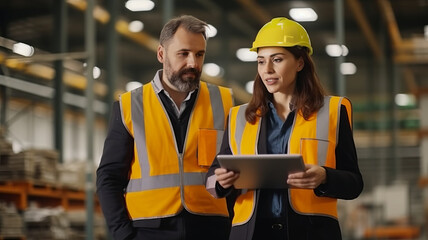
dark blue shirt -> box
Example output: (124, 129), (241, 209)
(257, 102), (295, 219)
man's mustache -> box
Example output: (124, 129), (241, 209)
(180, 68), (199, 75)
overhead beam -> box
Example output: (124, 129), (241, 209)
(67, 0), (110, 23)
(376, 0), (402, 49)
(394, 53), (428, 65)
(400, 39), (428, 54)
(1, 0), (251, 103)
(0, 52), (107, 96)
(115, 19), (159, 52)
(0, 75), (107, 114)
(377, 0), (428, 63)
(6, 51), (88, 62)
(195, 0), (257, 37)
(402, 67), (418, 95)
(67, 0), (251, 103)
(235, 0), (271, 25)
(346, 0), (383, 60)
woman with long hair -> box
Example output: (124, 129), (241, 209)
(205, 17), (363, 240)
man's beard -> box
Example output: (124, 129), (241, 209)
(165, 60), (201, 92)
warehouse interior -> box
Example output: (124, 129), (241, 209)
(0, 0), (428, 239)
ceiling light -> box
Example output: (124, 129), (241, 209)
(203, 63), (222, 77)
(125, 0), (155, 12)
(205, 24), (217, 38)
(83, 63), (102, 79)
(341, 45), (349, 56)
(340, 62), (357, 75)
(236, 48), (257, 62)
(395, 93), (416, 107)
(289, 8), (318, 22)
(425, 25), (428, 39)
(93, 66), (101, 79)
(129, 20), (144, 32)
(245, 81), (254, 94)
(12, 42), (34, 57)
(325, 44), (349, 57)
(126, 81), (143, 91)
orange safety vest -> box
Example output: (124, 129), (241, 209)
(228, 96), (352, 226)
(120, 81), (234, 220)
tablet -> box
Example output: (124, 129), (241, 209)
(217, 154), (305, 189)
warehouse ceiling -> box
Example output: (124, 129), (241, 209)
(0, 0), (427, 106)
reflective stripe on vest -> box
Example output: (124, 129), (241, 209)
(229, 104), (261, 155)
(228, 104), (258, 226)
(120, 81), (233, 220)
(229, 96), (351, 225)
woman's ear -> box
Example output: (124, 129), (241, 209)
(297, 57), (304, 72)
(157, 45), (164, 63)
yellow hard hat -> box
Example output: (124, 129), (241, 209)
(250, 17), (313, 55)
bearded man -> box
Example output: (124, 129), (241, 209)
(96, 15), (234, 240)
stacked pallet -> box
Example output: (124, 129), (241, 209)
(0, 149), (59, 185)
(0, 128), (14, 156)
(58, 161), (86, 191)
(24, 203), (70, 240)
(67, 210), (107, 240)
(22, 205), (107, 240)
(0, 202), (25, 239)
(0, 128), (14, 171)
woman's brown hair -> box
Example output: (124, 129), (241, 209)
(245, 46), (326, 124)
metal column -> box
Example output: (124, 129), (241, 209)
(377, 15), (389, 186)
(106, 0), (118, 121)
(85, 0), (95, 239)
(53, 0), (67, 163)
(0, 84), (7, 129)
(391, 65), (401, 181)
(104, 2), (117, 238)
(335, 0), (346, 96)
(421, 95), (428, 239)
(163, 0), (174, 24)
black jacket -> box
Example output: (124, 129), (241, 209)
(96, 91), (199, 240)
(207, 105), (364, 240)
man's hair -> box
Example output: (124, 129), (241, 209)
(159, 15), (207, 46)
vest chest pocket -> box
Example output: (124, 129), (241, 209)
(197, 129), (224, 167)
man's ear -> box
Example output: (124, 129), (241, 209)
(157, 45), (164, 63)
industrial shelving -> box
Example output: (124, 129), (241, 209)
(0, 180), (99, 212)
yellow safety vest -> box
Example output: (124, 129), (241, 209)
(228, 96), (352, 226)
(120, 81), (234, 220)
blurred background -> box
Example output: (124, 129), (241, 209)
(0, 0), (427, 239)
